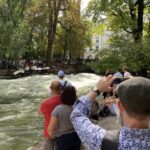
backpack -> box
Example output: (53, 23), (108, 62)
(61, 80), (67, 91)
(101, 130), (119, 150)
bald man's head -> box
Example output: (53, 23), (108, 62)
(50, 80), (61, 93)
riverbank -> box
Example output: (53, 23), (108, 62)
(0, 69), (14, 79)
(0, 64), (94, 79)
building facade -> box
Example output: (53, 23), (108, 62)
(84, 30), (111, 60)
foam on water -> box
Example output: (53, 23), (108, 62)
(0, 73), (101, 150)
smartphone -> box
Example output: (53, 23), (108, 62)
(111, 78), (128, 86)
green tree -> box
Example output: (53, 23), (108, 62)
(87, 0), (150, 76)
(53, 0), (92, 63)
(0, 0), (92, 66)
(0, 0), (31, 59)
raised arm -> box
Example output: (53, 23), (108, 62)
(71, 75), (114, 150)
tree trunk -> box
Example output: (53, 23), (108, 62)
(46, 0), (62, 66)
(135, 0), (144, 42)
(129, 0), (147, 76)
(128, 0), (144, 42)
(63, 32), (68, 63)
(136, 0), (147, 76)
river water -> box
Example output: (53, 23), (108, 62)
(0, 73), (101, 150)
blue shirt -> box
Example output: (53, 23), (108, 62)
(71, 96), (150, 150)
(114, 72), (123, 78)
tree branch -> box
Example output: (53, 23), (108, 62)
(123, 27), (134, 34)
(57, 20), (70, 31)
(144, 2), (150, 7)
(55, 32), (62, 38)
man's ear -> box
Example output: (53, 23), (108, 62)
(116, 99), (125, 112)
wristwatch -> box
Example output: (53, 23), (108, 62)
(92, 87), (101, 96)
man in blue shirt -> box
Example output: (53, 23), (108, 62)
(71, 75), (150, 150)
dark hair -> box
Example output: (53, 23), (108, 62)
(111, 78), (128, 86)
(105, 69), (112, 77)
(59, 76), (64, 79)
(117, 68), (122, 72)
(61, 86), (77, 105)
(123, 67), (129, 71)
(103, 92), (113, 99)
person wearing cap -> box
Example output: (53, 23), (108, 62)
(47, 71), (71, 97)
(71, 76), (150, 150)
(58, 70), (72, 91)
(38, 80), (62, 149)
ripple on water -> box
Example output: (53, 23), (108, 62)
(0, 73), (101, 150)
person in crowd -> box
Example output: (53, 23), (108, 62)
(123, 67), (132, 77)
(71, 76), (150, 150)
(58, 70), (72, 91)
(38, 80), (62, 149)
(104, 69), (112, 77)
(103, 77), (128, 116)
(102, 91), (117, 116)
(114, 68), (123, 78)
(90, 100), (99, 120)
(48, 70), (71, 97)
(48, 85), (81, 150)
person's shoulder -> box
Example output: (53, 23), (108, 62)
(53, 104), (64, 113)
(60, 79), (65, 83)
(40, 98), (52, 111)
(66, 81), (72, 86)
(41, 98), (50, 104)
(42, 96), (60, 105)
(124, 71), (131, 76)
(51, 96), (61, 101)
(55, 104), (65, 110)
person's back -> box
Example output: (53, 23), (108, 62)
(39, 80), (61, 138)
(52, 104), (75, 137)
(40, 96), (61, 137)
(114, 72), (123, 78)
(48, 86), (81, 150)
(60, 80), (70, 90)
(118, 127), (150, 149)
(124, 71), (131, 77)
(58, 70), (72, 91)
(123, 67), (132, 77)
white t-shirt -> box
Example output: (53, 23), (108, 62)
(124, 71), (132, 77)
(60, 79), (72, 87)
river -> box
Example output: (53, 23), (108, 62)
(0, 73), (101, 150)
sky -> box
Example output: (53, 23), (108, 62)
(81, 0), (90, 11)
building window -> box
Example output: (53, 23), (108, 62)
(96, 46), (99, 50)
(96, 39), (99, 43)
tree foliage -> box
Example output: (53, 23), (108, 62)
(0, 0), (92, 65)
(87, 0), (150, 76)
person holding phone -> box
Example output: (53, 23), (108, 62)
(71, 76), (150, 150)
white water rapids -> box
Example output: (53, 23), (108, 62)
(0, 73), (101, 150)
